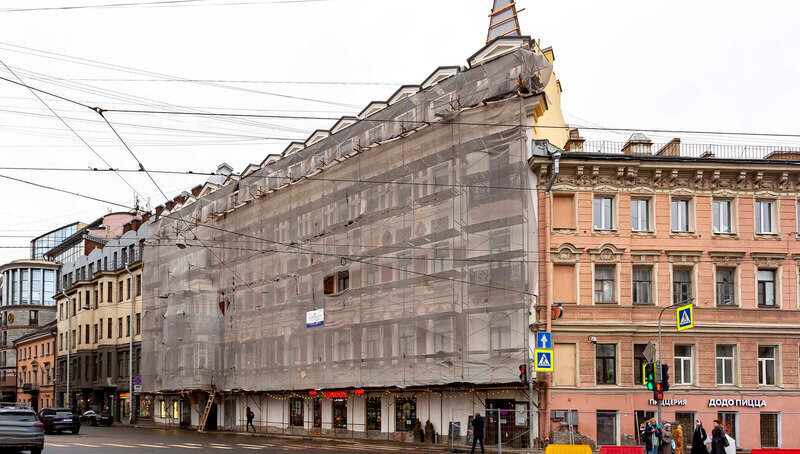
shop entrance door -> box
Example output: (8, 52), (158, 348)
(332, 399), (347, 429)
(180, 398), (192, 427)
(485, 399), (515, 446)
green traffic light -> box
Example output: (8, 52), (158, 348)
(646, 382), (654, 390)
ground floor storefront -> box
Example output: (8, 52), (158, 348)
(549, 390), (799, 450)
(56, 386), (153, 423)
(148, 386), (536, 446)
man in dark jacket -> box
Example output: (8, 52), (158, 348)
(245, 406), (255, 432)
(471, 413), (485, 454)
(710, 420), (729, 454)
(691, 420), (708, 454)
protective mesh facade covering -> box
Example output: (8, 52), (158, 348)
(141, 47), (551, 393)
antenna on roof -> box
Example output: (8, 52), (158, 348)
(487, 0), (525, 43)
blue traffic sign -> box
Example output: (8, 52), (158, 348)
(536, 332), (552, 350)
(534, 349), (553, 372)
(677, 304), (694, 331)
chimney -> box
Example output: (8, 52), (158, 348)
(129, 218), (143, 232)
(655, 138), (681, 157)
(155, 205), (164, 218)
(191, 185), (202, 197)
(141, 213), (151, 223)
(122, 221), (133, 234)
(564, 128), (585, 152)
(622, 133), (653, 155)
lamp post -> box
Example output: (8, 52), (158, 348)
(657, 298), (692, 424)
(125, 263), (135, 425)
(61, 291), (70, 410)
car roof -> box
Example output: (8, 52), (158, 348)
(0, 408), (34, 413)
(43, 407), (73, 411)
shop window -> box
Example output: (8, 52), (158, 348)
(675, 412), (695, 448)
(395, 398), (416, 432)
(332, 399), (347, 429)
(717, 412), (737, 441)
(595, 344), (616, 385)
(715, 268), (736, 306)
(758, 346), (776, 385)
(715, 345), (735, 385)
(634, 411), (655, 444)
(366, 397), (381, 430)
(289, 397), (304, 427)
(323, 270), (349, 295)
(760, 413), (779, 448)
(596, 410), (617, 445)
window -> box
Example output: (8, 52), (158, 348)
(126, 315), (131, 337)
(596, 411), (617, 446)
(136, 275), (142, 297)
(85, 324), (90, 344)
(489, 313), (510, 356)
(366, 397), (381, 430)
(289, 397), (304, 427)
(595, 344), (616, 384)
(757, 269), (776, 307)
(713, 199), (733, 233)
(674, 345), (693, 385)
(631, 198), (650, 232)
(758, 346), (776, 385)
(432, 318), (451, 353)
(593, 196), (614, 230)
(633, 344), (647, 385)
(594, 266), (615, 303)
(716, 345), (735, 385)
(672, 268), (692, 305)
(334, 331), (349, 362)
(397, 323), (414, 357)
(554, 343), (577, 386)
(671, 199), (691, 232)
(312, 398), (321, 428)
(717, 412), (738, 441)
(365, 327), (380, 359)
(716, 268), (736, 306)
(323, 270), (349, 295)
(135, 313), (141, 335)
(433, 244), (448, 273)
(93, 324), (98, 343)
(755, 200), (775, 234)
(395, 398), (416, 432)
(311, 333), (324, 363)
(118, 317), (123, 338)
(552, 194), (575, 230)
(760, 413), (779, 448)
(107, 282), (112, 302)
(29, 310), (38, 326)
(107, 318), (112, 339)
(118, 281), (123, 302)
(632, 267), (652, 305)
(332, 399), (347, 429)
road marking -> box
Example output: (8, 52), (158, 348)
(73, 443), (96, 447)
(209, 444), (234, 450)
(46, 443), (68, 447)
(103, 443), (134, 448)
(169, 444), (202, 449)
(139, 443), (170, 448)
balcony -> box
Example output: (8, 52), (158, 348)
(21, 383), (39, 393)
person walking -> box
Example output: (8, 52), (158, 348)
(691, 420), (708, 454)
(673, 423), (684, 454)
(245, 406), (255, 432)
(660, 423), (674, 454)
(710, 420), (729, 454)
(470, 413), (485, 454)
(644, 419), (661, 454)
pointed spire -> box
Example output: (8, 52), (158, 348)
(487, 0), (524, 43)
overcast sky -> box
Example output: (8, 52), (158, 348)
(1, 0), (799, 261)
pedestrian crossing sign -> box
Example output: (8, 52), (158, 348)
(534, 349), (554, 372)
(677, 304), (694, 331)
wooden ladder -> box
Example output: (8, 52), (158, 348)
(197, 390), (216, 433)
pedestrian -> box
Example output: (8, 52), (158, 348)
(673, 423), (684, 454)
(245, 406), (255, 432)
(710, 420), (729, 454)
(643, 418), (661, 454)
(470, 412), (485, 454)
(691, 420), (707, 454)
(660, 423), (674, 454)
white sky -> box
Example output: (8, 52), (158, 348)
(0, 0), (799, 261)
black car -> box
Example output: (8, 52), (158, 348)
(38, 407), (81, 434)
(0, 407), (44, 454)
(80, 410), (113, 427)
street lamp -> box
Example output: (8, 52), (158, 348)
(124, 264), (135, 425)
(62, 289), (88, 410)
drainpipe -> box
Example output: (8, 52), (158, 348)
(62, 290), (70, 410)
(125, 264), (135, 425)
(542, 151), (559, 446)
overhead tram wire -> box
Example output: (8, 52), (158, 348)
(0, 59), (146, 203)
(0, 0), (340, 13)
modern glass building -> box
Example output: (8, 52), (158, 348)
(30, 223), (82, 261)
(0, 263), (57, 307)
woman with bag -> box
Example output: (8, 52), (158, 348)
(691, 420), (708, 454)
(660, 423), (674, 454)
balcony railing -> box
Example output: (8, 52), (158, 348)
(578, 140), (800, 161)
(60, 246), (143, 292)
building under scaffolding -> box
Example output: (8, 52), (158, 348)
(141, 35), (568, 445)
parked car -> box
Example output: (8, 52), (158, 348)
(0, 407), (44, 454)
(38, 407), (80, 434)
(81, 410), (113, 426)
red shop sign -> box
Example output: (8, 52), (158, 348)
(323, 391), (348, 399)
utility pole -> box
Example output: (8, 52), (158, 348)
(125, 264), (135, 425)
(62, 291), (70, 410)
(657, 300), (690, 424)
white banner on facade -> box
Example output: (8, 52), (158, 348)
(306, 309), (324, 328)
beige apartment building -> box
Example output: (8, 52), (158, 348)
(55, 217), (147, 423)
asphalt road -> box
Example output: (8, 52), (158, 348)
(39, 426), (447, 453)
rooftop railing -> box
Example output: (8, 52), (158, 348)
(577, 140), (800, 160)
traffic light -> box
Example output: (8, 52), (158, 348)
(643, 363), (655, 390)
(519, 364), (527, 383)
(653, 381), (664, 401)
(660, 363), (670, 392)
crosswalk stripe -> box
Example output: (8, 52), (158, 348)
(45, 443), (68, 447)
(103, 443), (134, 448)
(169, 444), (202, 449)
(138, 443), (170, 448)
(209, 445), (234, 450)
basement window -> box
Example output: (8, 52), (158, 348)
(323, 270), (349, 295)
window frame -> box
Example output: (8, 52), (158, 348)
(755, 199), (777, 235)
(593, 196), (615, 231)
(715, 267), (737, 307)
(593, 265), (616, 304)
(631, 266), (653, 305)
(630, 197), (652, 233)
(712, 198), (734, 234)
(715, 344), (736, 386)
(595, 343), (617, 385)
(757, 345), (777, 386)
(757, 268), (778, 308)
(670, 198), (692, 233)
(672, 266), (693, 306)
(673, 344), (694, 386)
